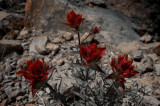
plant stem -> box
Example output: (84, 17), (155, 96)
(77, 31), (82, 63)
(36, 92), (45, 106)
(81, 32), (91, 44)
(46, 83), (68, 106)
(85, 87), (87, 106)
(106, 82), (114, 96)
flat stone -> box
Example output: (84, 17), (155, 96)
(0, 74), (3, 82)
(35, 44), (49, 55)
(46, 43), (60, 51)
(5, 62), (12, 72)
(133, 50), (144, 61)
(57, 59), (65, 66)
(117, 41), (139, 53)
(138, 57), (154, 75)
(146, 53), (159, 62)
(16, 96), (23, 101)
(17, 29), (29, 39)
(5, 86), (25, 99)
(59, 31), (73, 41)
(20, 29), (29, 36)
(0, 40), (23, 56)
(25, 104), (36, 106)
(154, 64), (160, 76)
(153, 42), (160, 56)
(0, 11), (8, 21)
(142, 96), (160, 106)
(45, 88), (51, 93)
(29, 36), (48, 54)
(140, 33), (152, 43)
(44, 56), (51, 64)
(51, 38), (65, 44)
(17, 56), (34, 68)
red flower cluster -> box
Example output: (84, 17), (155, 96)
(80, 43), (106, 66)
(64, 10), (84, 31)
(17, 58), (50, 97)
(91, 27), (100, 34)
(106, 54), (139, 83)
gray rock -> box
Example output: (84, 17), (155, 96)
(17, 56), (34, 68)
(45, 88), (51, 93)
(5, 62), (12, 73)
(117, 41), (139, 53)
(4, 74), (16, 81)
(0, 74), (3, 82)
(16, 96), (23, 101)
(26, 0), (140, 46)
(12, 52), (20, 58)
(0, 40), (23, 57)
(20, 29), (29, 36)
(154, 64), (160, 76)
(41, 95), (52, 105)
(133, 50), (144, 61)
(57, 59), (65, 66)
(139, 57), (154, 75)
(17, 29), (29, 39)
(142, 96), (160, 106)
(2, 79), (12, 84)
(5, 86), (25, 99)
(15, 82), (20, 87)
(35, 44), (49, 55)
(0, 11), (8, 21)
(29, 36), (48, 54)
(44, 56), (51, 65)
(122, 98), (129, 106)
(153, 42), (160, 56)
(21, 82), (29, 89)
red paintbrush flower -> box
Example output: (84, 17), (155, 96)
(80, 43), (106, 66)
(64, 10), (84, 31)
(16, 58), (52, 97)
(91, 27), (100, 34)
(106, 54), (139, 83)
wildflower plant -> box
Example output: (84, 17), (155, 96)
(17, 10), (139, 106)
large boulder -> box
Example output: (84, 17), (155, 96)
(25, 0), (140, 46)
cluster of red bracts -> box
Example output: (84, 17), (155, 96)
(17, 58), (50, 97)
(90, 27), (100, 34)
(64, 10), (84, 31)
(106, 54), (139, 83)
(80, 43), (106, 66)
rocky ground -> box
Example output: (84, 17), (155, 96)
(0, 0), (160, 106)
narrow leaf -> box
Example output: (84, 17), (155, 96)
(58, 78), (63, 93)
(90, 64), (105, 74)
